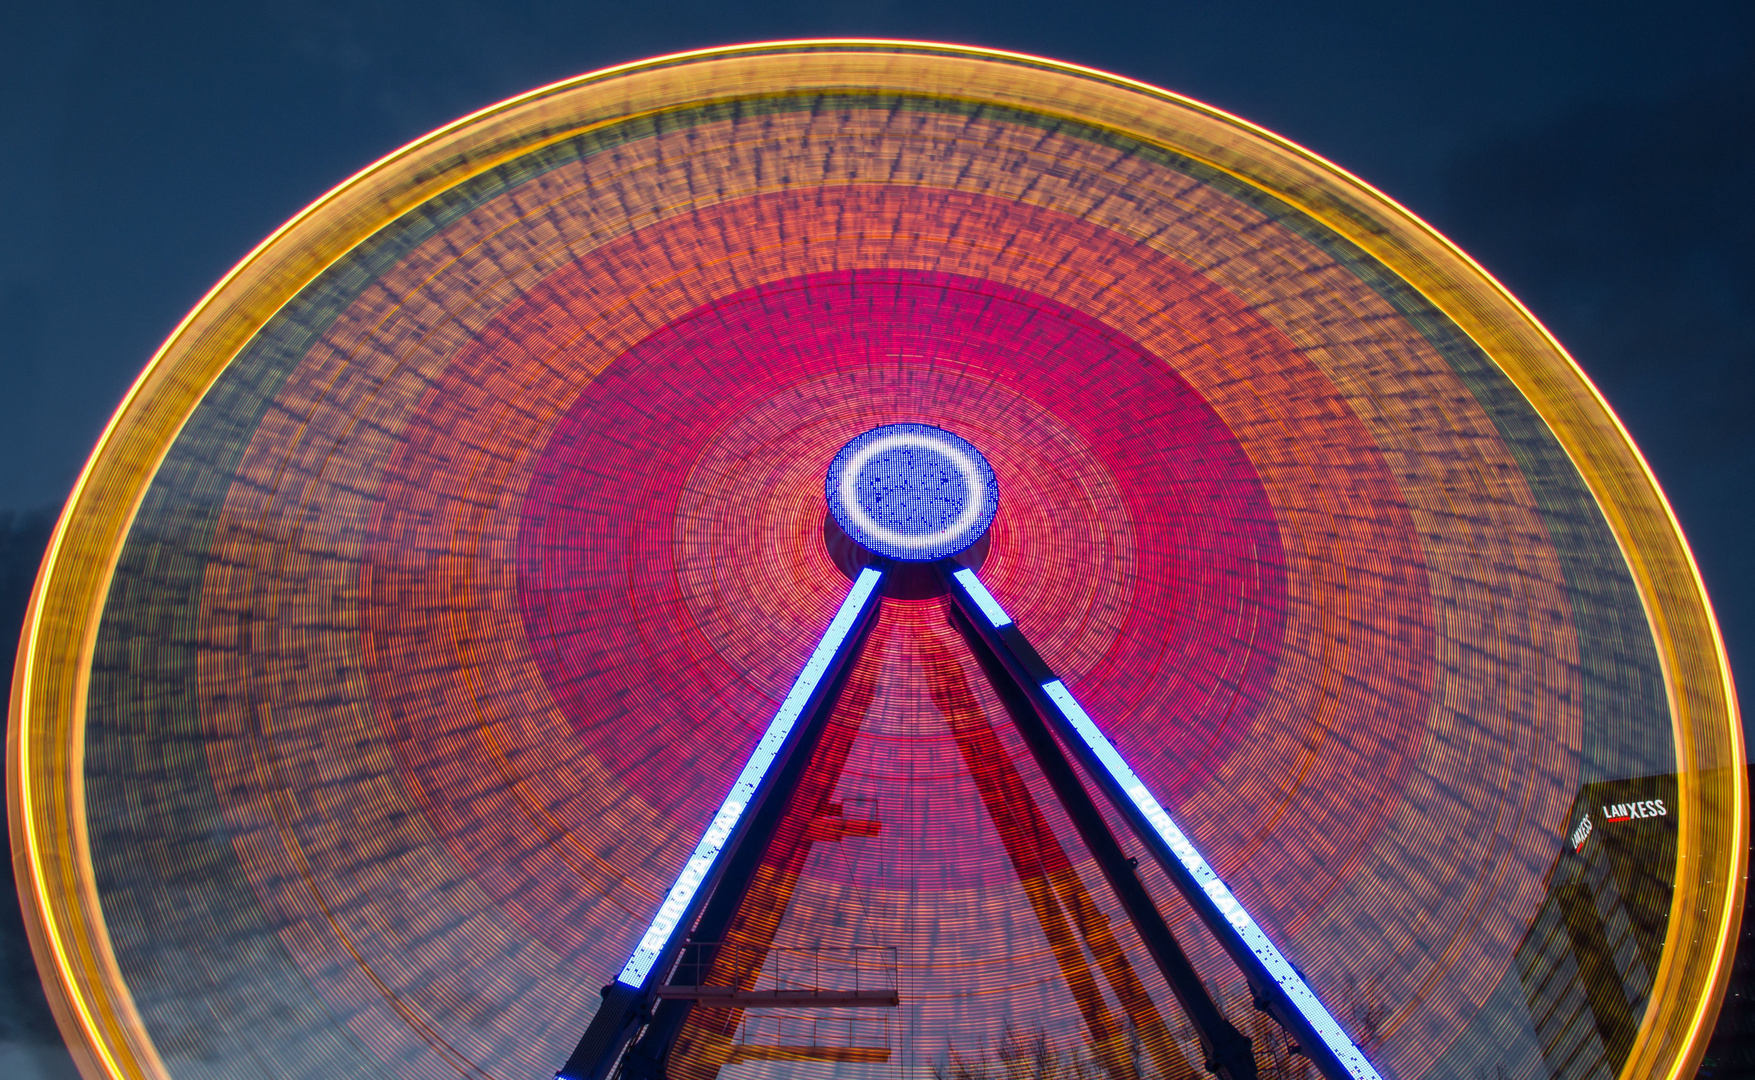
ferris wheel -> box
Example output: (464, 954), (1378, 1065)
(9, 40), (1742, 1080)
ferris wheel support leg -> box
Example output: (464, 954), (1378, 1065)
(556, 567), (887, 1080)
(621, 619), (883, 1079)
(941, 565), (1384, 1080)
(947, 601), (1258, 1080)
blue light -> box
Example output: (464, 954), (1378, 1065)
(826, 424), (998, 562)
(1040, 680), (1383, 1080)
(951, 568), (1012, 627)
(616, 567), (884, 987)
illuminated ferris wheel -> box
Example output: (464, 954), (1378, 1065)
(9, 40), (1743, 1080)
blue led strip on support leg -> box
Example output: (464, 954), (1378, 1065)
(557, 566), (883, 1080)
(953, 568), (1013, 627)
(948, 568), (1382, 1080)
(1040, 682), (1382, 1080)
(616, 565), (885, 988)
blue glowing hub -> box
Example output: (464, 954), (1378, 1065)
(826, 424), (999, 562)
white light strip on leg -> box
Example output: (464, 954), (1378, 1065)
(616, 567), (884, 987)
(1040, 680), (1383, 1080)
(951, 567), (1012, 627)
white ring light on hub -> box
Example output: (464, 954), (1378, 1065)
(826, 424), (999, 562)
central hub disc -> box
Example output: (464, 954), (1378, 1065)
(826, 423), (999, 562)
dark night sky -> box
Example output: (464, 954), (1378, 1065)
(2, 2), (1752, 1076)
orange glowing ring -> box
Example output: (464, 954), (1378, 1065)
(8, 40), (1741, 1080)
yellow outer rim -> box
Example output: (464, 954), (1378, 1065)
(9, 39), (1743, 1080)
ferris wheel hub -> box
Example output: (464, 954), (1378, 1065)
(825, 422), (998, 562)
